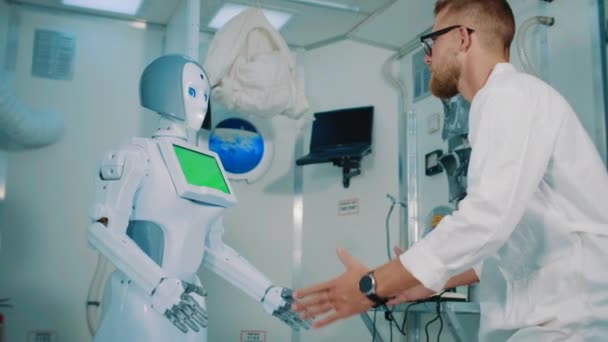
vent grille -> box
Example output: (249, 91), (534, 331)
(32, 29), (75, 81)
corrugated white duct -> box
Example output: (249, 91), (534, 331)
(0, 78), (64, 150)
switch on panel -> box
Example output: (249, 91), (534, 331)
(427, 112), (441, 134)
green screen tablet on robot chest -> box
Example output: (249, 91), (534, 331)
(160, 140), (235, 207)
(173, 145), (230, 194)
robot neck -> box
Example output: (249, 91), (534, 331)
(152, 116), (196, 143)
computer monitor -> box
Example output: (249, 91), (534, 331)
(310, 106), (373, 152)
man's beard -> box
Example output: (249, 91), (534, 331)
(430, 61), (461, 99)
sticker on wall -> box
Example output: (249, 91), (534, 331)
(240, 330), (267, 342)
(338, 198), (360, 216)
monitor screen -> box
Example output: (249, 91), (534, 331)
(310, 106), (373, 151)
(173, 145), (230, 194)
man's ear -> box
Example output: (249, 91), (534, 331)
(460, 27), (473, 51)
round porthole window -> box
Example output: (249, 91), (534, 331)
(208, 115), (274, 183)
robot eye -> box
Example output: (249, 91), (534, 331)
(204, 93), (208, 102)
(188, 87), (196, 98)
(200, 74), (205, 80)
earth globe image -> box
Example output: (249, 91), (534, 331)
(209, 118), (265, 174)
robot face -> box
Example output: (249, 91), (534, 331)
(182, 62), (210, 131)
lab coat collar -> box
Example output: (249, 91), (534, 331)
(471, 62), (516, 103)
(487, 62), (516, 82)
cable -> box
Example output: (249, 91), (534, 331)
(423, 292), (446, 342)
(385, 194), (406, 261)
(371, 306), (378, 342)
(435, 294), (444, 342)
(389, 314), (393, 342)
(424, 311), (441, 342)
(398, 301), (423, 335)
(384, 306), (407, 336)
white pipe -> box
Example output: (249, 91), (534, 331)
(382, 51), (418, 248)
(516, 16), (555, 78)
(0, 77), (64, 150)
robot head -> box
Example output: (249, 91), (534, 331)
(140, 54), (210, 131)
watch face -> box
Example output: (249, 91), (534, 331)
(359, 274), (373, 293)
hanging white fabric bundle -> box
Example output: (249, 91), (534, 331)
(204, 8), (308, 119)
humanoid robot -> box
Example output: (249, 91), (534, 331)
(87, 54), (310, 341)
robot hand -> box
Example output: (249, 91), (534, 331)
(262, 286), (312, 331)
(151, 278), (209, 334)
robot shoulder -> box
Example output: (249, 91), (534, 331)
(98, 140), (151, 181)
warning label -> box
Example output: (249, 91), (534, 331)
(240, 330), (267, 342)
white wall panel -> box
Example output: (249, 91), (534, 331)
(0, 6), (163, 341)
(299, 39), (401, 342)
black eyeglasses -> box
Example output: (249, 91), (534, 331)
(420, 25), (475, 57)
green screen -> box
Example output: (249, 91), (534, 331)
(173, 145), (230, 194)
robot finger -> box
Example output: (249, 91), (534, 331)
(285, 313), (311, 330)
(183, 282), (207, 297)
(165, 311), (189, 333)
(179, 302), (208, 330)
(173, 306), (200, 333)
(182, 293), (201, 308)
(194, 304), (209, 320)
(183, 316), (200, 332)
(179, 302), (195, 316)
(191, 310), (208, 328)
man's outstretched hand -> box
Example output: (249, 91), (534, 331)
(291, 248), (373, 329)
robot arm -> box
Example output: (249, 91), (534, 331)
(87, 145), (206, 333)
(202, 218), (311, 331)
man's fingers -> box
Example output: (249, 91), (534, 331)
(336, 247), (358, 268)
(291, 291), (331, 312)
(386, 294), (407, 306)
(299, 302), (334, 320)
(293, 280), (333, 299)
(312, 312), (342, 329)
(393, 245), (404, 256)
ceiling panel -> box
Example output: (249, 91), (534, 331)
(12, 0), (180, 23)
(200, 0), (391, 48)
(349, 0), (434, 49)
(10, 0), (434, 51)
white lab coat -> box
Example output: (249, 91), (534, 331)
(400, 63), (608, 341)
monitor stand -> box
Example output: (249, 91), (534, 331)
(332, 156), (362, 188)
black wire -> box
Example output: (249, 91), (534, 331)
(389, 316), (393, 342)
(436, 293), (444, 342)
(370, 300), (443, 340)
(383, 306), (407, 335)
(424, 312), (441, 342)
(400, 302), (423, 333)
(372, 306), (378, 342)
(437, 311), (444, 342)
(424, 292), (447, 342)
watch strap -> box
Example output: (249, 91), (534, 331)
(362, 271), (387, 307)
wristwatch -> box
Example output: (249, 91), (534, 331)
(358, 271), (387, 307)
